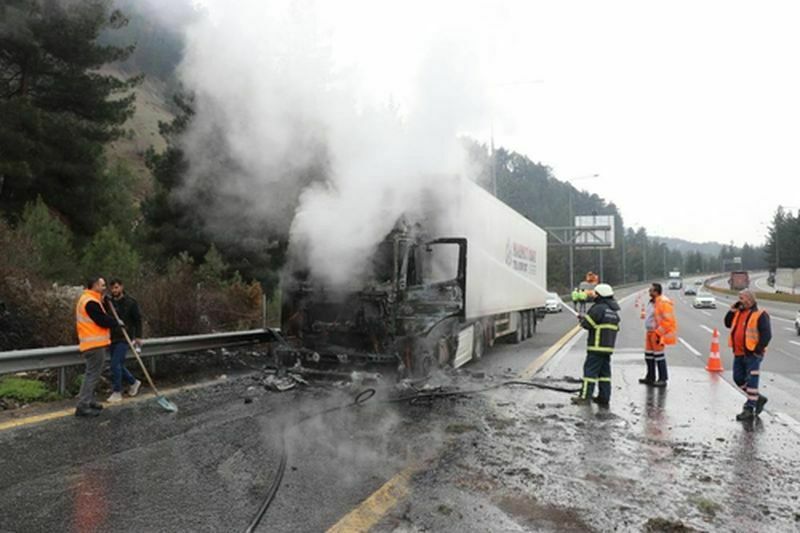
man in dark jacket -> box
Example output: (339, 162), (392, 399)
(572, 283), (621, 407)
(106, 278), (142, 402)
(724, 290), (772, 421)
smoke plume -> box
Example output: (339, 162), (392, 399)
(178, 0), (490, 287)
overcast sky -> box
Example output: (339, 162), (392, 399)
(193, 0), (799, 246)
(304, 0), (800, 246)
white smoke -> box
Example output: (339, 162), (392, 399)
(178, 0), (491, 287)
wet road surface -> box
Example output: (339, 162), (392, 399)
(2, 286), (799, 532)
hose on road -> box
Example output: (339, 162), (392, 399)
(243, 378), (579, 532)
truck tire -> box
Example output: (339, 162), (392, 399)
(436, 337), (451, 367)
(511, 312), (523, 344)
(524, 311), (532, 339)
(531, 312), (538, 334)
(473, 323), (486, 360)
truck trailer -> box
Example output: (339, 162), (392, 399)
(667, 271), (682, 290)
(729, 271), (750, 291)
(280, 177), (550, 376)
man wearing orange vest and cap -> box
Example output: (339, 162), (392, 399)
(75, 276), (122, 417)
(639, 283), (677, 387)
(724, 290), (772, 421)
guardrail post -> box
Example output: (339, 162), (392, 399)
(148, 356), (157, 376)
(58, 367), (67, 396)
(262, 293), (268, 329)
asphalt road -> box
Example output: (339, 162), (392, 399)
(0, 309), (578, 533)
(669, 277), (800, 420)
(2, 281), (798, 532)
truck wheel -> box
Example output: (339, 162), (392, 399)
(413, 351), (435, 378)
(436, 338), (451, 366)
(473, 324), (486, 360)
(523, 311), (531, 339)
(531, 312), (538, 334)
(511, 312), (523, 344)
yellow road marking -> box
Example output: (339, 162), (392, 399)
(324, 323), (585, 531)
(519, 324), (582, 379)
(326, 465), (415, 533)
(0, 378), (225, 432)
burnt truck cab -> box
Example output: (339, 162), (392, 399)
(280, 224), (467, 375)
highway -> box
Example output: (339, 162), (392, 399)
(1, 281), (798, 532)
(660, 277), (800, 421)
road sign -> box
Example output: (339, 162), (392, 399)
(574, 215), (615, 249)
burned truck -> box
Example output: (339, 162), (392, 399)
(281, 177), (550, 375)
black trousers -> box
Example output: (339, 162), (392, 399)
(581, 352), (612, 402)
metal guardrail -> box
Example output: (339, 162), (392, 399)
(0, 329), (277, 393)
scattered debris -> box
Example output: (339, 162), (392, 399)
(263, 374), (298, 392)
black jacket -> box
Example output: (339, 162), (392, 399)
(109, 295), (143, 342)
(724, 305), (771, 355)
(580, 296), (621, 355)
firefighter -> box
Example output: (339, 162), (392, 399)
(571, 283), (621, 407)
(639, 283), (676, 387)
(724, 290), (772, 421)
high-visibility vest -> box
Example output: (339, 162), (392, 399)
(571, 290), (580, 302)
(653, 295), (677, 345)
(75, 289), (111, 352)
(728, 309), (765, 354)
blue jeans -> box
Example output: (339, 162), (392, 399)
(110, 342), (137, 392)
(733, 354), (762, 409)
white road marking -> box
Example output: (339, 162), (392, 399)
(699, 325), (714, 334)
(785, 327), (796, 332)
(790, 341), (800, 348)
(776, 347), (800, 363)
(772, 316), (794, 324)
(700, 310), (712, 317)
(678, 337), (702, 357)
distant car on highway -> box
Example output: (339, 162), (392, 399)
(694, 280), (703, 286)
(545, 292), (563, 313)
(693, 292), (717, 309)
(795, 310), (800, 336)
(684, 286), (697, 296)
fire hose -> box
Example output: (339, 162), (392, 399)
(243, 379), (580, 532)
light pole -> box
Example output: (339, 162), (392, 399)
(566, 174), (600, 289)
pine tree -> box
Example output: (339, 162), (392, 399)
(81, 223), (140, 282)
(17, 196), (78, 282)
(0, 0), (140, 236)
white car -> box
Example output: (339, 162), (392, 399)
(544, 292), (563, 313)
(795, 310), (800, 336)
(693, 292), (717, 309)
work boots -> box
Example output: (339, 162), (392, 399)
(571, 396), (591, 405)
(75, 405), (101, 418)
(756, 395), (768, 414)
(736, 408), (756, 421)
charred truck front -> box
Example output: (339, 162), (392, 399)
(281, 177), (550, 376)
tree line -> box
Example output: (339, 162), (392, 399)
(764, 206), (800, 269)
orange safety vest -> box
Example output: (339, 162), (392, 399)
(727, 309), (765, 355)
(75, 289), (111, 352)
(653, 295), (677, 345)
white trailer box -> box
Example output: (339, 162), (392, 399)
(434, 179), (549, 319)
(775, 268), (800, 294)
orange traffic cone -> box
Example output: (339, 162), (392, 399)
(640, 307), (646, 319)
(705, 328), (724, 372)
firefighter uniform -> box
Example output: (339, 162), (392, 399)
(572, 284), (620, 406)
